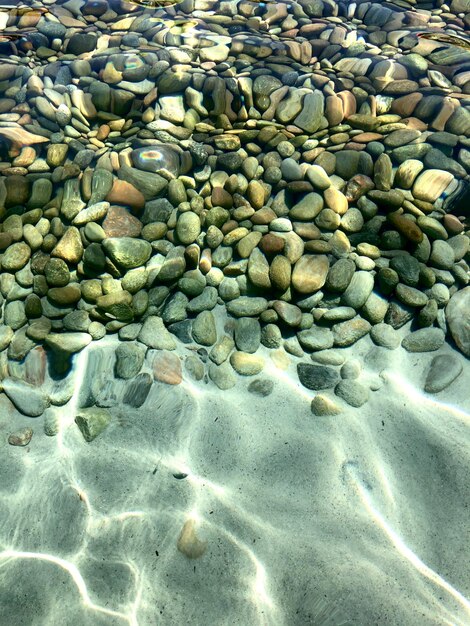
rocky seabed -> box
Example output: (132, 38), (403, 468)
(0, 0), (469, 434)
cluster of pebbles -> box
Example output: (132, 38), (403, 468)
(0, 0), (469, 437)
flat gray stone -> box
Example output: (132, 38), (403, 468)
(334, 380), (369, 407)
(2, 378), (49, 417)
(401, 327), (445, 352)
(297, 327), (334, 351)
(424, 354), (463, 393)
(138, 316), (176, 350)
(297, 363), (339, 390)
(446, 287), (470, 356)
(115, 342), (146, 379)
(370, 323), (400, 349)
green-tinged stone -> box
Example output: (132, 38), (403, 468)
(75, 407), (111, 442)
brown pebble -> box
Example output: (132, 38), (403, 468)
(106, 180), (145, 214)
(387, 211), (423, 244)
(211, 187), (233, 209)
(259, 233), (285, 255)
(8, 427), (33, 447)
(152, 350), (182, 385)
(102, 206), (143, 238)
(443, 214), (464, 235)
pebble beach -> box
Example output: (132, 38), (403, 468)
(0, 0), (469, 624)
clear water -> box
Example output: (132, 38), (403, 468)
(0, 1), (469, 625)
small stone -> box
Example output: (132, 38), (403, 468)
(297, 327), (334, 351)
(333, 317), (371, 347)
(310, 350), (345, 366)
(234, 318), (261, 353)
(139, 316), (176, 350)
(208, 361), (237, 389)
(192, 310), (217, 346)
(152, 350), (182, 385)
(185, 354), (205, 381)
(8, 427), (33, 447)
(122, 373), (152, 407)
(292, 255), (329, 294)
(370, 323), (400, 349)
(1, 242), (31, 271)
(51, 227), (83, 264)
(115, 342), (145, 379)
(75, 407), (111, 442)
(297, 363), (339, 390)
(230, 351), (264, 376)
(340, 359), (361, 380)
(311, 394), (342, 416)
(248, 378), (274, 397)
(445, 287), (470, 356)
(334, 380), (369, 408)
(341, 271), (374, 309)
(176, 212), (201, 245)
(102, 237), (151, 269)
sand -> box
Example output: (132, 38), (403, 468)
(0, 315), (469, 626)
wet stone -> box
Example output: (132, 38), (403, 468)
(424, 354), (463, 393)
(401, 327), (445, 353)
(334, 380), (369, 408)
(123, 373), (152, 408)
(297, 363), (339, 391)
(234, 318), (261, 354)
(370, 323), (400, 349)
(230, 351), (264, 376)
(75, 407), (111, 442)
(248, 378), (274, 397)
(115, 342), (145, 379)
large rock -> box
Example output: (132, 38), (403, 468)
(446, 287), (470, 356)
(2, 377), (49, 417)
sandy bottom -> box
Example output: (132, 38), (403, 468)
(0, 320), (469, 626)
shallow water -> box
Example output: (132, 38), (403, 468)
(0, 0), (469, 625)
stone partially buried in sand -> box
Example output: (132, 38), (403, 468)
(75, 407), (111, 442)
(297, 363), (339, 390)
(445, 286), (470, 356)
(177, 518), (207, 559)
(2, 378), (49, 417)
(424, 354), (463, 393)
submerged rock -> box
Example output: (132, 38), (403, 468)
(75, 407), (111, 442)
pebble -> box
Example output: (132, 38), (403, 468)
(311, 394), (343, 416)
(115, 342), (145, 379)
(334, 380), (369, 408)
(445, 287), (470, 357)
(370, 323), (400, 350)
(75, 407), (111, 442)
(0, 0), (468, 407)
(297, 363), (339, 391)
(401, 328), (445, 353)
